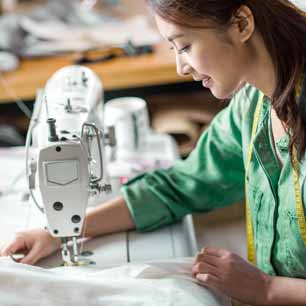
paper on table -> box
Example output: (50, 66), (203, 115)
(0, 257), (231, 306)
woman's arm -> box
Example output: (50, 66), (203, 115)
(267, 276), (306, 306)
(121, 87), (251, 233)
(84, 196), (135, 238)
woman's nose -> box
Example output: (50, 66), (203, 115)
(176, 55), (192, 76)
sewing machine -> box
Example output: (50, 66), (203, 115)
(25, 65), (197, 267)
(26, 66), (116, 265)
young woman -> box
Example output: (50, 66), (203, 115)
(1, 1), (306, 305)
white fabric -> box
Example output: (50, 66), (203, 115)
(290, 0), (306, 11)
(0, 257), (230, 306)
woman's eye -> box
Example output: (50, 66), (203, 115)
(169, 45), (190, 54)
(178, 45), (190, 54)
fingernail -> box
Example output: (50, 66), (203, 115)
(196, 273), (207, 282)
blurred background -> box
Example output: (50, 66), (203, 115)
(0, 0), (223, 156)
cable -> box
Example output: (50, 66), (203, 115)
(25, 90), (44, 214)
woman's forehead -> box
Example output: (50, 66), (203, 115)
(154, 14), (184, 38)
(154, 13), (223, 40)
(155, 14), (192, 41)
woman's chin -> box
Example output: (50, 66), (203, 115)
(209, 87), (232, 100)
(209, 83), (246, 100)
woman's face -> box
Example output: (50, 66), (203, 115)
(155, 14), (254, 99)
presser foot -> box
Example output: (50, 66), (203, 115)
(60, 237), (95, 267)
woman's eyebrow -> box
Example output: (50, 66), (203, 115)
(167, 33), (184, 42)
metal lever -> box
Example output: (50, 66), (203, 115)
(81, 122), (104, 184)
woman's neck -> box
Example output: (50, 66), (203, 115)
(246, 32), (277, 99)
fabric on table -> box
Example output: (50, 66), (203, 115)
(0, 257), (230, 306)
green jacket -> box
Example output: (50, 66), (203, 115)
(122, 84), (306, 278)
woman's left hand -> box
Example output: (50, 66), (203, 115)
(192, 247), (272, 306)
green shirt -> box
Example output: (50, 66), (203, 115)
(122, 84), (306, 278)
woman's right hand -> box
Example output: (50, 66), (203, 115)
(0, 229), (61, 265)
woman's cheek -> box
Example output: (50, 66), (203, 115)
(192, 59), (209, 75)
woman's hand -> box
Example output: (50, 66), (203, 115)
(0, 229), (61, 265)
(192, 247), (272, 306)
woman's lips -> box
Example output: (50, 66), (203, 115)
(202, 76), (212, 88)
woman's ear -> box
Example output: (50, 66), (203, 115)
(233, 5), (255, 44)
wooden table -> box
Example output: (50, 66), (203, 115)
(0, 41), (191, 104)
(0, 0), (193, 104)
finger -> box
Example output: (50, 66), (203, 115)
(195, 253), (220, 267)
(196, 273), (218, 289)
(192, 262), (219, 278)
(0, 238), (26, 257)
(197, 246), (209, 256)
(194, 252), (204, 264)
(193, 254), (219, 278)
(10, 253), (26, 263)
(202, 246), (226, 257)
(203, 253), (222, 267)
(195, 249), (218, 261)
(20, 244), (41, 265)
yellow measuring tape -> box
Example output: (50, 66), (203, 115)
(245, 92), (265, 264)
(245, 91), (306, 264)
(292, 146), (306, 246)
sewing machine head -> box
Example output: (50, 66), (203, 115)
(26, 66), (115, 265)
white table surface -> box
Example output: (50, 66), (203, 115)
(0, 147), (198, 268)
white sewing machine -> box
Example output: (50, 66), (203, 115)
(25, 65), (197, 267)
(26, 66), (116, 265)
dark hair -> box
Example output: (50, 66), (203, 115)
(147, 0), (306, 161)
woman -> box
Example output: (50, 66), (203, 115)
(1, 0), (306, 305)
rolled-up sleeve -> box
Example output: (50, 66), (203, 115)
(122, 89), (246, 232)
